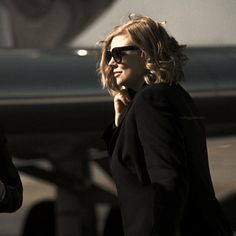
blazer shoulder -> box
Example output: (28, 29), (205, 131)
(135, 83), (174, 105)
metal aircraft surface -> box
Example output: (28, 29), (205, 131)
(0, 46), (235, 235)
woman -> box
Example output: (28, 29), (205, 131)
(98, 14), (233, 236)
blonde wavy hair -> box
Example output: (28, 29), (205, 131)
(98, 14), (188, 96)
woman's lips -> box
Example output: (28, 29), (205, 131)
(113, 71), (122, 77)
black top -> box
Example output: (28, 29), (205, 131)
(102, 83), (233, 236)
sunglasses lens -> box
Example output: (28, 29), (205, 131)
(106, 46), (136, 64)
(112, 48), (121, 63)
(105, 51), (112, 64)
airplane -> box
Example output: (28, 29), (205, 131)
(0, 46), (235, 236)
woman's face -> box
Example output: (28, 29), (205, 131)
(108, 33), (146, 91)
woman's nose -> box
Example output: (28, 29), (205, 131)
(108, 57), (116, 66)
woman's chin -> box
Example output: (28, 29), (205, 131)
(116, 78), (125, 87)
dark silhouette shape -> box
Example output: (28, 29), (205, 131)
(22, 200), (55, 236)
(103, 206), (124, 236)
(220, 192), (236, 232)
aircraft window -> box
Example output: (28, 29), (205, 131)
(0, 49), (106, 98)
(183, 52), (217, 91)
(208, 54), (236, 91)
(182, 48), (236, 95)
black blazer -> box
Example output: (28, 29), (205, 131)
(0, 127), (23, 213)
(102, 83), (233, 236)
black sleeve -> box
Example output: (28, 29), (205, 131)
(101, 121), (120, 156)
(0, 129), (23, 213)
(134, 90), (189, 235)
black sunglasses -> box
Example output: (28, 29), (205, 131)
(105, 45), (139, 64)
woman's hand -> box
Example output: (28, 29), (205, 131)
(114, 90), (131, 127)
